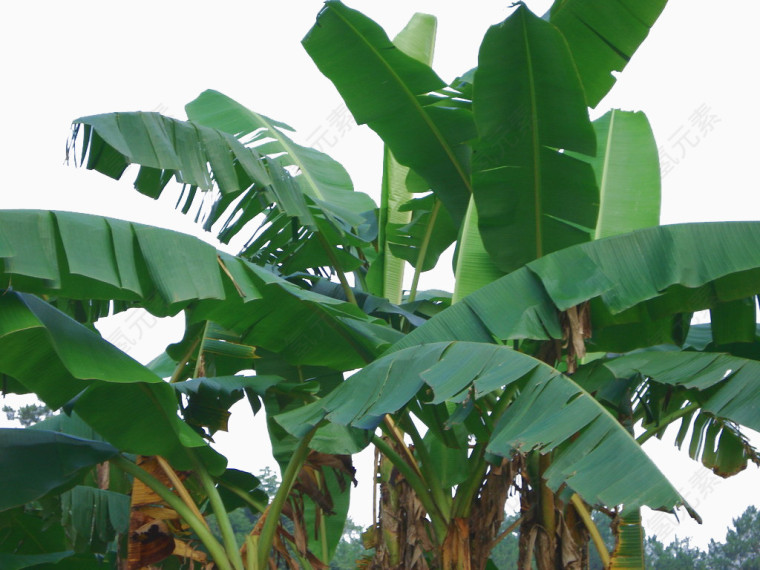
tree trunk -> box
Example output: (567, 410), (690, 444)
(368, 445), (520, 570)
(517, 457), (589, 570)
(366, 438), (433, 569)
(441, 518), (471, 570)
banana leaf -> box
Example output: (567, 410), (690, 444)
(609, 510), (645, 569)
(72, 99), (372, 273)
(276, 341), (691, 515)
(472, 4), (598, 273)
(0, 507), (73, 569)
(186, 90), (373, 227)
(60, 486), (130, 552)
(371, 13), (447, 303)
(599, 350), (760, 433)
(567, 109), (661, 239)
(385, 193), (458, 274)
(374, 14), (433, 302)
(549, 0), (669, 107)
(303, 0), (476, 225)
(0, 291), (225, 473)
(390, 222), (760, 354)
(0, 209), (399, 370)
(0, 429), (118, 511)
(452, 196), (505, 302)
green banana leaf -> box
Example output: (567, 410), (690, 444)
(174, 375), (283, 433)
(186, 89), (374, 227)
(303, 0), (476, 225)
(28, 412), (134, 554)
(710, 297), (758, 345)
(452, 196), (504, 302)
(0, 552), (75, 570)
(683, 322), (760, 357)
(0, 210), (399, 369)
(276, 341), (689, 515)
(472, 4), (598, 273)
(0, 507), (73, 569)
(183, 90), (373, 272)
(566, 109), (660, 239)
(0, 428), (118, 511)
(215, 469), (268, 513)
(0, 292), (224, 473)
(60, 486), (130, 552)
(549, 0), (669, 108)
(72, 101), (372, 273)
(390, 222), (760, 354)
(385, 193), (458, 274)
(600, 350), (760, 433)
(32, 411), (107, 443)
(577, 347), (760, 479)
(422, 430), (469, 488)
(609, 510), (645, 569)
(309, 279), (426, 328)
(161, 321), (264, 386)
(680, 414), (756, 478)
(72, 109), (263, 196)
(0, 291), (159, 407)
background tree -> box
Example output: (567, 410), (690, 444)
(2, 403), (53, 427)
(707, 506), (760, 570)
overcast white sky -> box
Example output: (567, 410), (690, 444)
(2, 0), (759, 550)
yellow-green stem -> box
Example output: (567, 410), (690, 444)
(315, 470), (330, 562)
(169, 335), (201, 383)
(452, 385), (515, 517)
(407, 199), (441, 304)
(570, 494), (610, 568)
(193, 452), (244, 570)
(215, 479), (268, 514)
(245, 535), (257, 570)
(636, 402), (700, 445)
(257, 427), (317, 568)
(489, 516), (522, 551)
(451, 443), (487, 519)
(316, 233), (358, 305)
(192, 321), (212, 379)
(404, 417), (452, 521)
(538, 453), (556, 538)
(156, 456), (209, 530)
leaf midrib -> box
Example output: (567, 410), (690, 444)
(246, 108), (328, 203)
(595, 109), (617, 239)
(328, 4), (473, 195)
(520, 11), (544, 259)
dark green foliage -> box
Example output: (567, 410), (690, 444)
(645, 537), (709, 569)
(485, 507), (760, 569)
(708, 506), (760, 570)
(329, 518), (371, 570)
(488, 515), (522, 569)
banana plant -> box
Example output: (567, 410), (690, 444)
(277, 221), (760, 568)
(0, 219), (384, 568)
(296, 1), (757, 568)
(2, 1), (756, 569)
